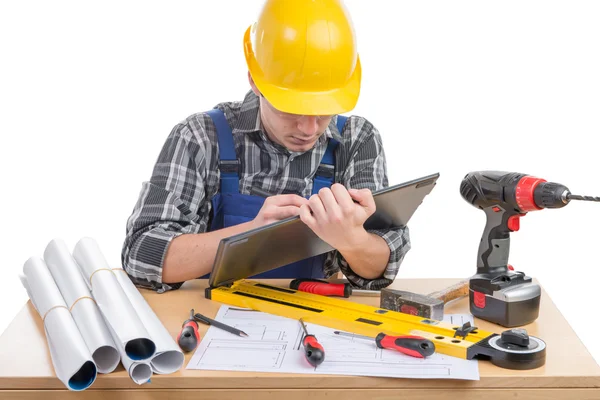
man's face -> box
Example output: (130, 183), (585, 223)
(259, 96), (333, 153)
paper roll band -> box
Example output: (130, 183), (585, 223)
(88, 268), (113, 288)
(69, 296), (96, 312)
(42, 305), (68, 323)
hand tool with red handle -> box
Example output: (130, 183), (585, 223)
(177, 309), (201, 352)
(299, 318), (325, 367)
(461, 171), (600, 327)
(290, 278), (380, 297)
(290, 278), (352, 297)
(334, 330), (435, 358)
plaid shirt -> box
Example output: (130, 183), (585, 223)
(121, 90), (410, 293)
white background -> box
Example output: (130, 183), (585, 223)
(1, 0), (599, 367)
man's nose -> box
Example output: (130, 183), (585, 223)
(296, 116), (320, 136)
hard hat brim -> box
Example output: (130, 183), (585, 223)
(243, 26), (361, 116)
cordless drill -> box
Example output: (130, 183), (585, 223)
(460, 171), (599, 327)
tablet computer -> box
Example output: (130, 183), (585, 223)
(207, 172), (439, 288)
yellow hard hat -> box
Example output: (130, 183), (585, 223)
(244, 0), (361, 116)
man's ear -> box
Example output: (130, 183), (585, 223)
(248, 71), (260, 96)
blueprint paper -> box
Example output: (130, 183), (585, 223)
(72, 237), (156, 362)
(187, 306), (480, 380)
(20, 257), (97, 391)
(112, 266), (184, 374)
(102, 313), (153, 385)
(43, 238), (120, 374)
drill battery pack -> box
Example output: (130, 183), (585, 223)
(469, 272), (541, 327)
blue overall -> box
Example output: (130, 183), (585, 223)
(204, 108), (347, 279)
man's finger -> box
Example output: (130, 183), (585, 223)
(330, 183), (354, 211)
(271, 205), (302, 220)
(349, 188), (376, 211)
(317, 187), (339, 214)
(308, 194), (327, 221)
(268, 194), (309, 207)
(299, 204), (316, 228)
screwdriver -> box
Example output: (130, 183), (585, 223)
(177, 309), (201, 352)
(299, 319), (325, 367)
(289, 278), (379, 297)
(334, 331), (435, 358)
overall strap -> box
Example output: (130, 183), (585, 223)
(311, 115), (347, 195)
(206, 108), (239, 194)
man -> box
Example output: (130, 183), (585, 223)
(121, 0), (410, 293)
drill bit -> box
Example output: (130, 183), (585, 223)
(566, 194), (600, 202)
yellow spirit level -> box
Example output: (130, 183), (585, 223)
(205, 280), (546, 370)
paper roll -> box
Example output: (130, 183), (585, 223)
(21, 257), (97, 391)
(72, 237), (156, 361)
(102, 314), (153, 385)
(124, 359), (153, 385)
(112, 267), (184, 374)
(43, 238), (120, 374)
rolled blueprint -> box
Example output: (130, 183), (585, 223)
(103, 316), (153, 385)
(20, 257), (97, 391)
(120, 357), (152, 386)
(72, 237), (156, 362)
(113, 266), (184, 374)
(43, 238), (120, 374)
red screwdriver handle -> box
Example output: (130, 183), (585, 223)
(375, 333), (435, 358)
(302, 334), (325, 367)
(300, 281), (346, 297)
(177, 320), (200, 352)
(290, 279), (351, 297)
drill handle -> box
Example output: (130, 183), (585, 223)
(476, 206), (519, 276)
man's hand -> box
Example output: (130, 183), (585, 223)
(163, 193), (308, 283)
(299, 184), (375, 251)
(299, 184), (390, 280)
(251, 194), (309, 228)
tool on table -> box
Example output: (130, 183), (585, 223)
(193, 312), (248, 337)
(380, 279), (469, 320)
(326, 278), (382, 296)
(177, 309), (201, 352)
(334, 331), (435, 358)
(298, 318), (325, 367)
(290, 278), (378, 297)
(206, 280), (547, 370)
(460, 171), (600, 327)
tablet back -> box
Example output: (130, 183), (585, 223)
(208, 172), (439, 288)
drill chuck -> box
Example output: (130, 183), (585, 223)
(459, 171), (572, 212)
(532, 182), (570, 209)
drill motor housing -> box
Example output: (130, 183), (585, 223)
(460, 171), (570, 327)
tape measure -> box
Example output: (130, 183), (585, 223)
(205, 280), (546, 370)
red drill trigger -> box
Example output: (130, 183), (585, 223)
(507, 213), (526, 232)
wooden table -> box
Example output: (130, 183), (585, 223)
(1, 278), (599, 399)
